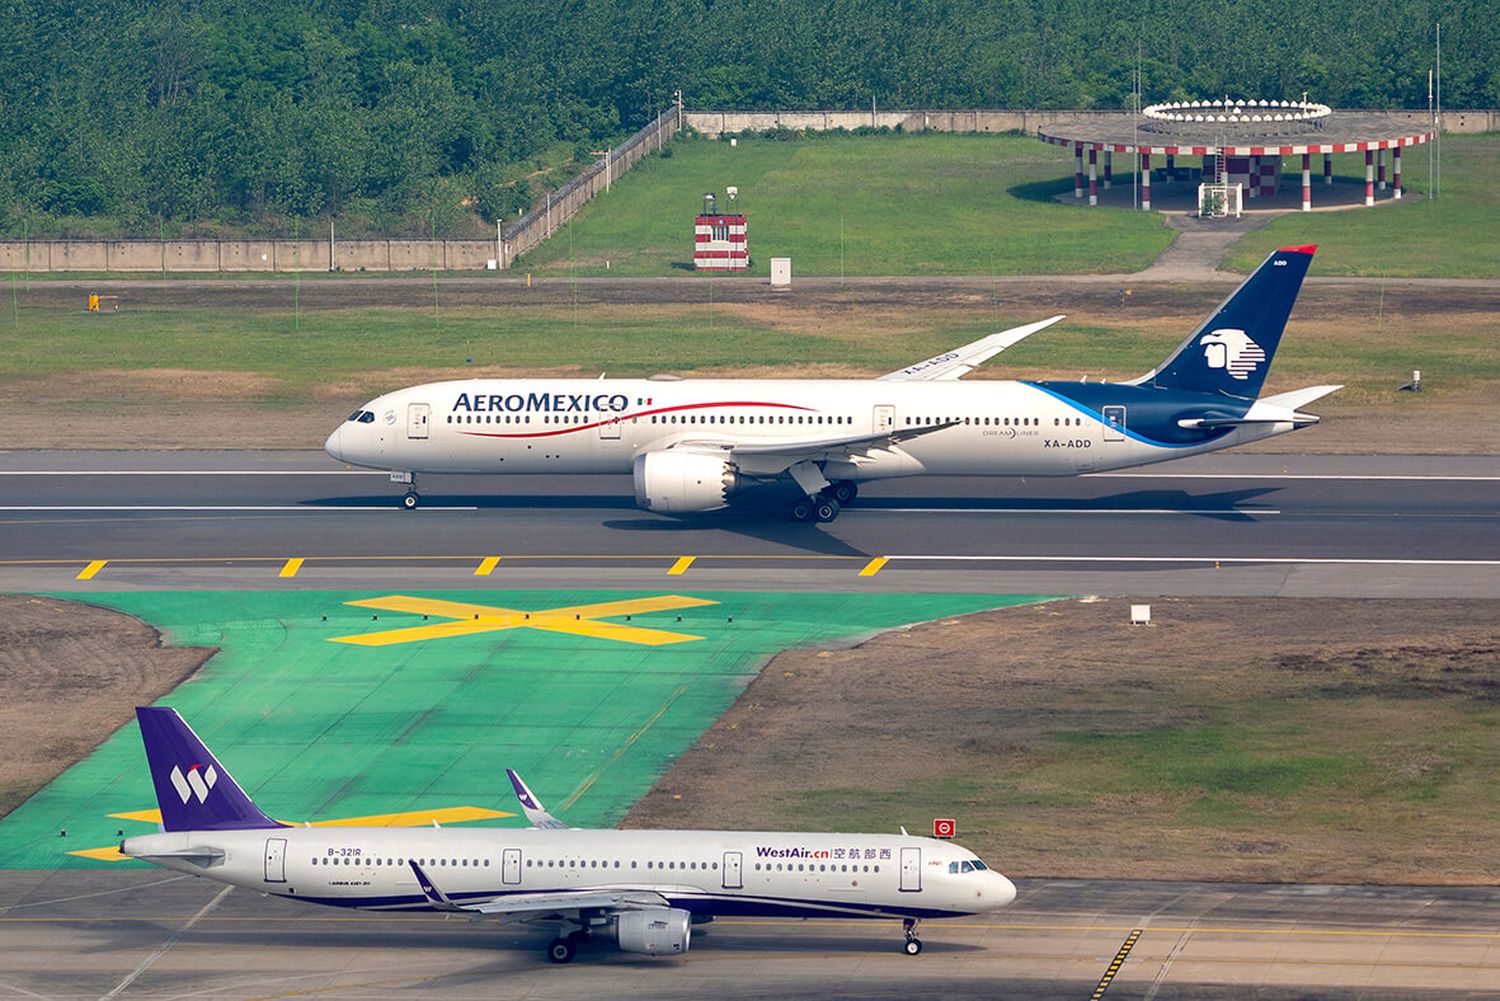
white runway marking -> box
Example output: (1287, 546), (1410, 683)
(99, 884), (233, 1001)
(885, 555), (1500, 566)
(1090, 473), (1500, 481)
(0, 506), (478, 512)
(860, 507), (1281, 516)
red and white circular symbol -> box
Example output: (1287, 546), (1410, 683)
(933, 818), (956, 839)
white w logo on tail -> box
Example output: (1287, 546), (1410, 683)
(1199, 328), (1266, 381)
(169, 764), (219, 804)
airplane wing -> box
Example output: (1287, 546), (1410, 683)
(725, 421), (957, 460)
(878, 315), (1065, 381)
(411, 861), (669, 921)
(506, 769), (571, 830)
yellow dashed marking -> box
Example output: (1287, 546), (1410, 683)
(474, 556), (501, 576)
(76, 560), (107, 580)
(278, 558), (304, 578)
(858, 557), (889, 577)
(667, 556), (696, 576)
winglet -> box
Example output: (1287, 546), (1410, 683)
(506, 769), (571, 829)
(409, 860), (461, 911)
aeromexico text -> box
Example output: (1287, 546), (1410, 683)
(756, 845), (895, 860)
(452, 391), (630, 414)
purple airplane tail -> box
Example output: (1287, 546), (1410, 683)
(136, 707), (285, 832)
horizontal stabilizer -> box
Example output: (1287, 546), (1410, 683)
(1258, 385), (1343, 411)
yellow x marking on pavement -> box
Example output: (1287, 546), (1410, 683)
(329, 594), (720, 647)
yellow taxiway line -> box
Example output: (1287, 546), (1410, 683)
(473, 556), (501, 576)
(75, 560), (107, 580)
(858, 556), (889, 577)
(667, 556), (696, 576)
(278, 558), (304, 578)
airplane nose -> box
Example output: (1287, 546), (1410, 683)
(324, 426), (344, 462)
(993, 873), (1017, 907)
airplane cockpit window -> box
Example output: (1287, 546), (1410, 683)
(971, 859), (988, 870)
(359, 411), (375, 423)
(948, 860), (983, 874)
(348, 410), (363, 421)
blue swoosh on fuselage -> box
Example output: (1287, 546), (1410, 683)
(1025, 381), (1245, 448)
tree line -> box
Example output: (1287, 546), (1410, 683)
(0, 0), (1490, 237)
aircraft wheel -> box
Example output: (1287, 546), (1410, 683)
(813, 497), (841, 523)
(830, 481), (858, 505)
(402, 491), (420, 511)
(789, 498), (815, 523)
(903, 937), (923, 956)
(547, 937), (576, 964)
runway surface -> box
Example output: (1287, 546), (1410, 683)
(2, 450), (1497, 597)
(4, 870), (1499, 999)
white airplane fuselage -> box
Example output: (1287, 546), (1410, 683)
(125, 826), (1015, 921)
(326, 377), (1288, 481)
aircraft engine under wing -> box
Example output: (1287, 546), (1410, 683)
(879, 315), (1065, 381)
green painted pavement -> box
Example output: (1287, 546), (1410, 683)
(2, 589), (1054, 868)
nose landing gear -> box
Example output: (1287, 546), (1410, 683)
(390, 471), (419, 511)
(902, 918), (923, 955)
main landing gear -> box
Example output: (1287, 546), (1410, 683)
(547, 926), (589, 964)
(902, 918), (923, 956)
(788, 481), (857, 524)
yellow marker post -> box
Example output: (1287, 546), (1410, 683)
(858, 557), (889, 577)
(474, 556), (501, 576)
(667, 556), (695, 576)
(76, 560), (107, 581)
(279, 558), (305, 578)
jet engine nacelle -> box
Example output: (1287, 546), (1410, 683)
(615, 907), (692, 956)
(632, 450), (737, 513)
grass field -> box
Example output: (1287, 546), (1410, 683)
(1226, 134), (1500, 277)
(631, 597), (1500, 884)
(515, 133), (1175, 277)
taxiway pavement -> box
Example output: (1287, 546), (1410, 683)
(4, 870), (1499, 999)
(2, 451), (1496, 597)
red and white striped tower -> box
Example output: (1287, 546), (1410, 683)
(1323, 153), (1333, 185)
(1393, 145), (1403, 198)
(1140, 152), (1151, 210)
(1377, 148), (1387, 190)
(1166, 152), (1175, 178)
(1074, 144), (1084, 198)
(1245, 156), (1257, 200)
(1088, 147), (1098, 205)
(1260, 156), (1276, 198)
(1301, 153), (1311, 211)
(1103, 150), (1112, 189)
(1364, 149), (1375, 205)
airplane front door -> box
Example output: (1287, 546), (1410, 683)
(722, 851), (743, 889)
(264, 837), (287, 883)
(407, 403), (430, 440)
(899, 846), (921, 892)
(1102, 405), (1126, 442)
(873, 405), (895, 433)
(598, 415), (622, 440)
(502, 848), (522, 885)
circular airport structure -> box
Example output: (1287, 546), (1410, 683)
(1038, 99), (1433, 213)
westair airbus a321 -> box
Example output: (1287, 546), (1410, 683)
(122, 707), (1016, 963)
(325, 245), (1336, 521)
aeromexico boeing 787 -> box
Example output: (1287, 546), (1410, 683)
(325, 246), (1336, 520)
(122, 708), (1016, 963)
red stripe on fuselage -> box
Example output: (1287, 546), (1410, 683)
(457, 399), (816, 439)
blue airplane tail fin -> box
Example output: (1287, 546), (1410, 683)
(1140, 245), (1316, 400)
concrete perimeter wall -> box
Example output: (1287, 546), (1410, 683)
(686, 107), (1500, 136)
(0, 238), (504, 274)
